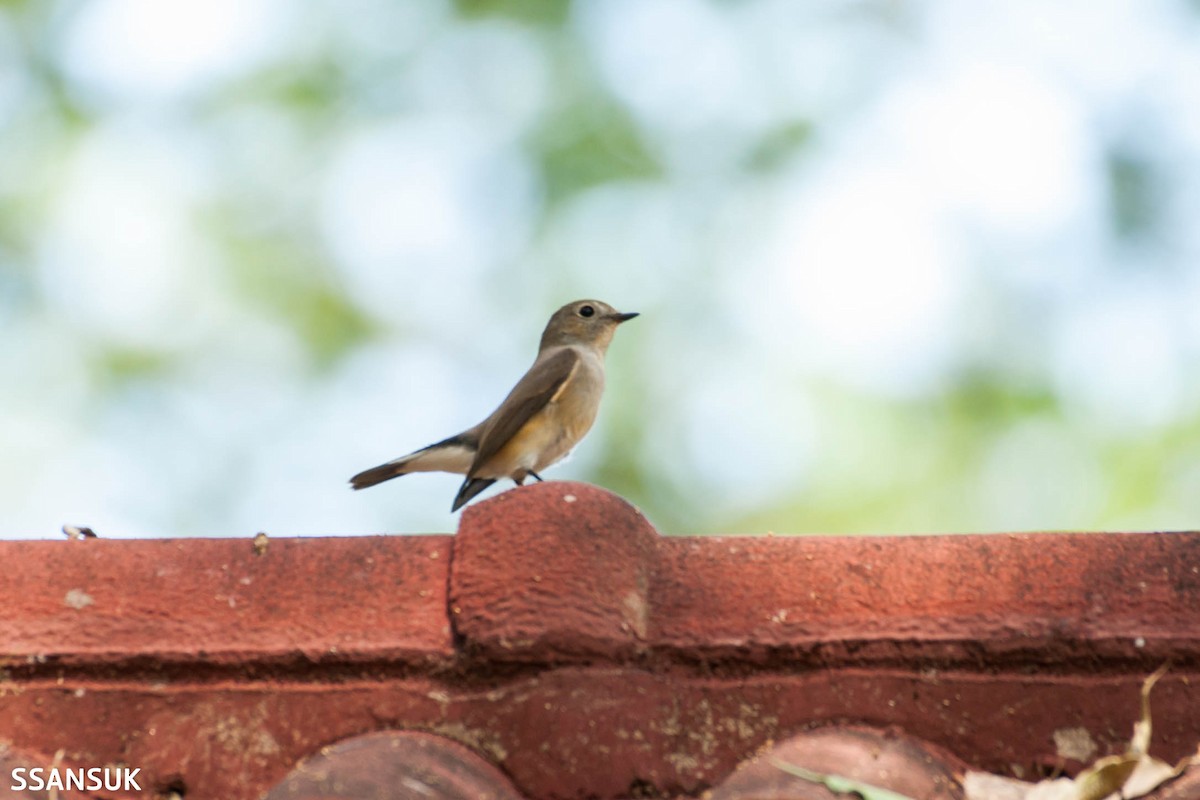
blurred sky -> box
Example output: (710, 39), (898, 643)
(2, 0), (1200, 539)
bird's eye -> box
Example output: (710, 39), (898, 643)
(578, 305), (595, 318)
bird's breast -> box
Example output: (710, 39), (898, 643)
(536, 363), (604, 469)
(492, 355), (605, 478)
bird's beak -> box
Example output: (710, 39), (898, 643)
(610, 311), (639, 323)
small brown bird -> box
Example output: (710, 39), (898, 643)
(350, 299), (638, 511)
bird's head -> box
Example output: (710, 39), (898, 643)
(539, 299), (638, 352)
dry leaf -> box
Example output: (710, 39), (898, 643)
(963, 770), (1037, 800)
(1025, 778), (1078, 800)
(1073, 754), (1140, 800)
(1122, 756), (1186, 797)
(965, 666), (1185, 800)
(1071, 663), (1169, 800)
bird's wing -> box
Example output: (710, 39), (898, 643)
(469, 347), (580, 477)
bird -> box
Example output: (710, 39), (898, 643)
(350, 299), (638, 511)
(62, 524), (98, 540)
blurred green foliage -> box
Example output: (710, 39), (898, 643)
(454, 0), (571, 26)
(743, 121), (814, 173)
(1106, 149), (1161, 245)
(534, 100), (663, 205)
(2, 0), (1198, 538)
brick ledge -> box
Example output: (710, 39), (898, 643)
(1, 481), (1198, 799)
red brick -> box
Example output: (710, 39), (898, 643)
(0, 535), (454, 669)
(652, 530), (1200, 666)
(263, 731), (523, 800)
(708, 726), (965, 800)
(0, 486), (1198, 799)
(451, 481), (657, 661)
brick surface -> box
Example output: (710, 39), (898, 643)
(451, 481), (658, 662)
(708, 727), (966, 800)
(652, 530), (1200, 666)
(0, 535), (454, 669)
(0, 483), (1198, 800)
(263, 731), (523, 800)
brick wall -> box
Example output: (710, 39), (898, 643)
(1, 481), (1198, 799)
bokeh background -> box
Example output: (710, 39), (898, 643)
(3, 0), (1200, 539)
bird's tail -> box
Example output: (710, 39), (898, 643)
(350, 433), (476, 490)
(349, 461), (408, 490)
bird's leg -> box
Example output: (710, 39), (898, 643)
(528, 471), (545, 482)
